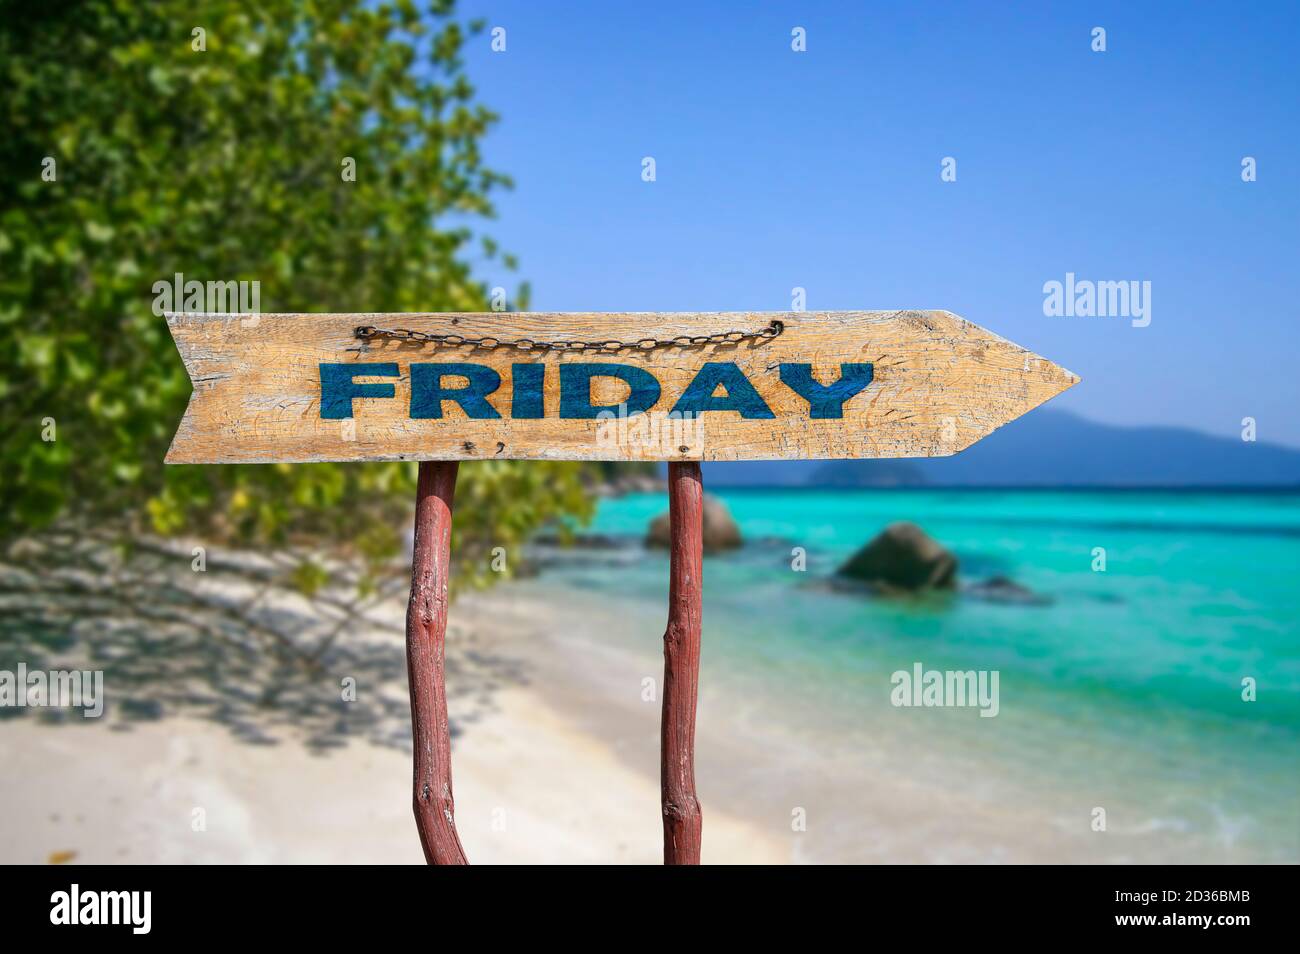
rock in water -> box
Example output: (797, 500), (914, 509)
(837, 521), (957, 591)
(646, 494), (743, 552)
(965, 575), (1052, 606)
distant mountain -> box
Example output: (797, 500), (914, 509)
(700, 410), (1300, 487)
(815, 460), (928, 488)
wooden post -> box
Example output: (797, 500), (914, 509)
(406, 460), (469, 865)
(661, 461), (704, 864)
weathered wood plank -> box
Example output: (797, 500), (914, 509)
(164, 311), (1077, 464)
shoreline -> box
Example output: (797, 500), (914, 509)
(467, 576), (1294, 864)
(3, 536), (1292, 864)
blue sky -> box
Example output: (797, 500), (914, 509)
(454, 1), (1299, 446)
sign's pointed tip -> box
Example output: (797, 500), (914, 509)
(1031, 359), (1079, 406)
(1054, 365), (1081, 390)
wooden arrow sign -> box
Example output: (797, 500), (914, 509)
(164, 310), (1077, 464)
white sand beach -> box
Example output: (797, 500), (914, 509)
(3, 536), (1285, 865)
(0, 569), (787, 865)
(0, 685), (787, 865)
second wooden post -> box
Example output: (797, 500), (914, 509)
(661, 461), (704, 864)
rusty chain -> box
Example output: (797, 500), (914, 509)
(354, 319), (784, 352)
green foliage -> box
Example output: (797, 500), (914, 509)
(0, 0), (592, 586)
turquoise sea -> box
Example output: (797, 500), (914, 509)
(531, 487), (1300, 862)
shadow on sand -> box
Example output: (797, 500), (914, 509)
(0, 531), (529, 754)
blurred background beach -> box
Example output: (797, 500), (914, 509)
(2, 1), (1297, 864)
(4, 481), (1296, 864)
